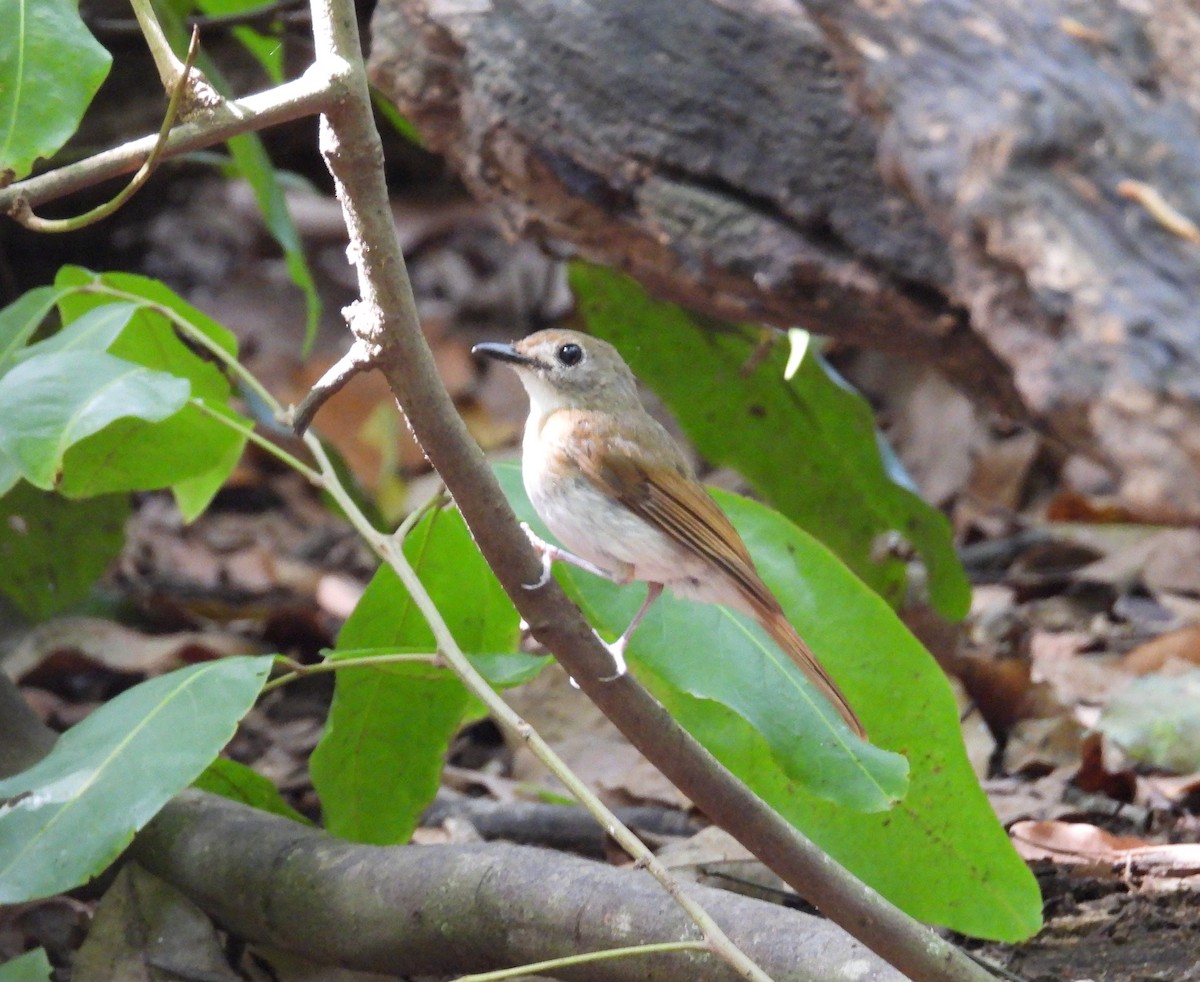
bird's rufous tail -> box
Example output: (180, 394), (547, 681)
(756, 607), (867, 740)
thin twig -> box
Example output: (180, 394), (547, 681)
(128, 0), (218, 107)
(291, 336), (377, 434)
(453, 940), (711, 982)
(262, 651), (439, 693)
(188, 400), (322, 484)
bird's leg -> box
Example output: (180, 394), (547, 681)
(519, 523), (651, 682)
(600, 582), (665, 681)
(519, 522), (631, 588)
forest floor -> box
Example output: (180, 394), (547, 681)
(3, 154), (1200, 981)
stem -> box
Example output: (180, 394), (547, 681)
(129, 0), (190, 91)
(262, 651), (439, 693)
(188, 399), (322, 484)
(454, 941), (710, 982)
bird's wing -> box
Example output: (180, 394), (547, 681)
(581, 450), (769, 603)
(575, 446), (867, 738)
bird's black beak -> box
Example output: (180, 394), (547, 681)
(471, 341), (534, 367)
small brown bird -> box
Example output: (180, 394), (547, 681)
(473, 329), (866, 738)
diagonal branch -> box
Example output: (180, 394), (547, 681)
(305, 0), (996, 980)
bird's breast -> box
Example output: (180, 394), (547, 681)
(521, 410), (704, 585)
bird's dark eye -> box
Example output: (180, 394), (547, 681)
(556, 342), (584, 367)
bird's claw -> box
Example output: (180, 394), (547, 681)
(600, 635), (628, 682)
(520, 522), (554, 590)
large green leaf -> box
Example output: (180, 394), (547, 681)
(52, 269), (249, 518)
(55, 268), (238, 358)
(497, 463), (1039, 940)
(0, 656), (273, 903)
(0, 350), (189, 489)
(15, 302), (139, 361)
(496, 464), (905, 811)
(571, 265), (971, 620)
(0, 0), (111, 180)
(0, 482), (129, 619)
(310, 507), (520, 844)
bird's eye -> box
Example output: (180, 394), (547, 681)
(556, 342), (584, 367)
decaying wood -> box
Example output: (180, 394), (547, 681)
(367, 0), (1022, 409)
(368, 0), (1200, 516)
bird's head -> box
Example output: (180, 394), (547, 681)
(472, 329), (640, 416)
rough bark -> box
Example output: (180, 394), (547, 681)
(367, 0), (1023, 411)
(368, 0), (1200, 516)
(132, 790), (904, 981)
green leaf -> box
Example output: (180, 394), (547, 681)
(472, 651), (552, 687)
(51, 269), (249, 517)
(0, 0), (111, 180)
(225, 132), (321, 350)
(371, 87), (422, 145)
(193, 757), (310, 824)
(0, 350), (189, 489)
(310, 507), (520, 844)
(0, 656), (273, 903)
(17, 301), (139, 360)
(570, 265), (971, 620)
(0, 286), (70, 378)
(0, 947), (52, 982)
(0, 454), (17, 498)
(497, 463), (905, 811)
(193, 0), (284, 82)
(55, 268), (238, 357)
(0, 483), (129, 619)
(496, 463), (1039, 940)
(1098, 671), (1200, 773)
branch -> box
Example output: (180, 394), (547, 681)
(0, 70), (332, 216)
(131, 789), (905, 982)
(307, 1), (996, 981)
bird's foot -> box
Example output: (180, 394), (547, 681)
(519, 522), (629, 588)
(599, 635), (628, 682)
(519, 522), (555, 589)
(566, 632), (628, 689)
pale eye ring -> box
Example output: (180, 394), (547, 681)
(556, 343), (584, 367)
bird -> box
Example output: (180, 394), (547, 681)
(472, 328), (866, 739)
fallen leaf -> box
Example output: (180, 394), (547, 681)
(1124, 625), (1200, 675)
(5, 617), (261, 685)
(1011, 820), (1200, 875)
